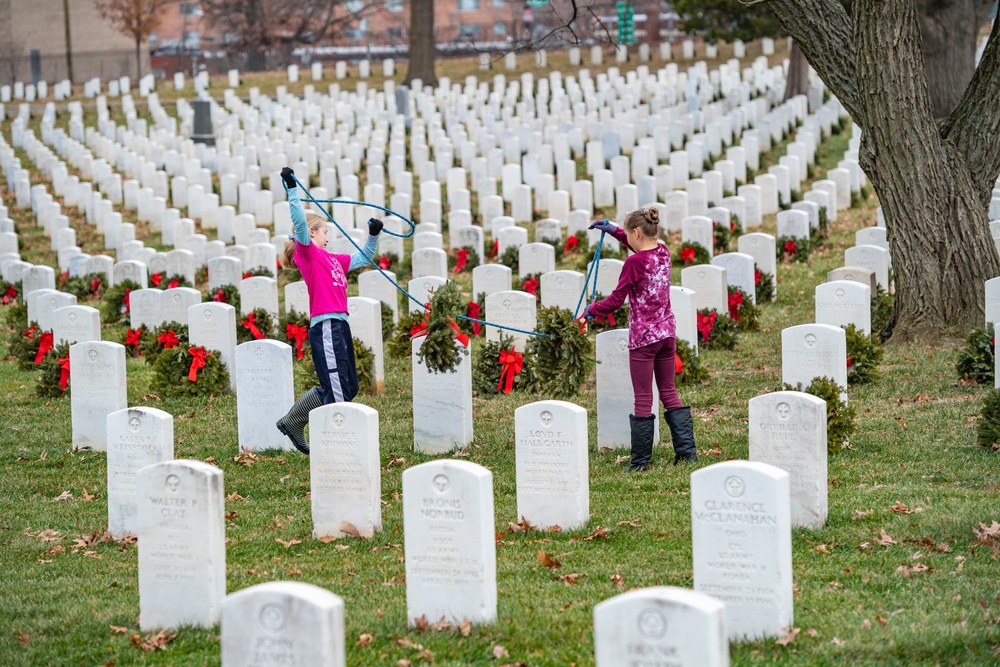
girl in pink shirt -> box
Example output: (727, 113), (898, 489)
(275, 167), (382, 454)
(585, 207), (698, 470)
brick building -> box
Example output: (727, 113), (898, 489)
(0, 0), (150, 85)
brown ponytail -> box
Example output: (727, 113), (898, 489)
(623, 207), (660, 239)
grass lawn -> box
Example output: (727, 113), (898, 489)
(2, 64), (1000, 667)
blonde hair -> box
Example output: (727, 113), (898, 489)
(282, 211), (327, 268)
(623, 207), (660, 239)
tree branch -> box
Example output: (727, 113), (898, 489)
(942, 15), (1000, 200)
(766, 0), (865, 127)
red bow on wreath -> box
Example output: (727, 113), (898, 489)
(151, 272), (163, 287)
(489, 239), (499, 258)
(450, 319), (470, 348)
(125, 328), (142, 350)
(242, 312), (265, 340)
(728, 291), (743, 322)
(3, 284), (18, 303)
(242, 271), (253, 280)
(122, 288), (132, 314)
(523, 277), (539, 297)
(697, 311), (718, 344)
(213, 289), (228, 303)
(378, 256), (391, 270)
(410, 314), (429, 337)
(593, 313), (617, 328)
(497, 348), (523, 394)
(157, 330), (180, 349)
(286, 323), (308, 359)
(90, 277), (101, 293)
(35, 330), (54, 364)
(23, 323), (37, 341)
(187, 346), (209, 382)
(564, 236), (579, 253)
(58, 357), (71, 390)
(167, 279), (180, 289)
(455, 248), (468, 273)
(754, 268), (762, 285)
(783, 239), (797, 255)
(729, 219), (736, 232)
(675, 353), (684, 375)
(680, 247), (696, 264)
(466, 301), (481, 336)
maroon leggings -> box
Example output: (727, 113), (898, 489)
(630, 337), (683, 417)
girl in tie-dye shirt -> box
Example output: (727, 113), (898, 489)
(585, 208), (698, 470)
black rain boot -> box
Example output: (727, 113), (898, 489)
(627, 414), (657, 471)
(276, 387), (324, 455)
(665, 406), (698, 465)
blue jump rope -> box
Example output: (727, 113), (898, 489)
(290, 174), (606, 338)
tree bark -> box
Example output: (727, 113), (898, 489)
(782, 40), (809, 101)
(918, 0), (982, 118)
(769, 0), (1000, 342)
(404, 0), (437, 87)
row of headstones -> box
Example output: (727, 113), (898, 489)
(132, 451), (798, 655)
(0, 79), (73, 103)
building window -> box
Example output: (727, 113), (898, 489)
(385, 0), (403, 9)
(184, 31), (200, 49)
(458, 23), (481, 38)
(458, 0), (480, 10)
(387, 26), (405, 39)
(493, 21), (507, 35)
(179, 2), (201, 15)
(493, 0), (504, 5)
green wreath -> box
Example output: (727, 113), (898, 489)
(386, 309), (429, 359)
(449, 245), (481, 274)
(354, 337), (376, 394)
(844, 323), (883, 385)
(8, 323), (48, 370)
(415, 281), (468, 374)
(697, 308), (739, 350)
(472, 333), (531, 397)
(523, 306), (594, 398)
(36, 343), (72, 398)
(588, 292), (629, 332)
(205, 284), (241, 312)
(727, 286), (760, 332)
(237, 307), (277, 344)
(152, 346), (231, 397)
(810, 208), (830, 245)
(872, 286), (895, 342)
(678, 241), (711, 267)
(139, 321), (189, 366)
(101, 280), (142, 325)
(674, 339), (709, 386)
(976, 388), (1000, 450)
(497, 245), (519, 270)
(755, 268), (775, 302)
(712, 222), (731, 254)
(776, 235), (809, 263)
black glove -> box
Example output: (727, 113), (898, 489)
(367, 217), (384, 236)
(280, 167), (296, 189)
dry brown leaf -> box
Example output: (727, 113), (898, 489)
(225, 492), (244, 501)
(876, 529), (896, 546)
(611, 572), (625, 589)
(775, 626), (800, 646)
(397, 661), (411, 667)
(805, 628), (819, 637)
(110, 625), (129, 634)
(384, 456), (407, 469)
(813, 544), (830, 555)
(233, 448), (259, 467)
(555, 572), (585, 585)
(318, 535), (339, 543)
(339, 521), (362, 538)
(15, 629), (30, 646)
(356, 633), (373, 647)
(537, 549), (561, 569)
(974, 521), (1000, 541)
(459, 618), (472, 637)
(583, 526), (610, 541)
(416, 649), (434, 662)
(428, 617), (453, 632)
(81, 488), (97, 501)
(493, 644), (510, 659)
(545, 525), (562, 534)
(275, 538), (302, 548)
(616, 520), (642, 528)
(413, 616), (429, 632)
(30, 529), (63, 542)
(225, 511), (238, 521)
(397, 635), (424, 649)
(287, 566), (303, 576)
(831, 637), (845, 646)
(875, 615), (889, 627)
(851, 509), (873, 520)
(130, 630), (176, 652)
(52, 490), (72, 502)
(508, 516), (537, 533)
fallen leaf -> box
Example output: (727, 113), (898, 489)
(537, 549), (561, 569)
(29, 529), (63, 542)
(813, 544), (830, 555)
(52, 490), (72, 502)
(110, 625), (129, 634)
(459, 617), (471, 637)
(287, 566), (303, 576)
(614, 455), (629, 464)
(805, 628), (819, 637)
(275, 538), (302, 549)
(81, 488), (97, 501)
(279, 474), (291, 484)
(416, 649), (434, 662)
(616, 520), (642, 528)
(583, 526), (610, 541)
(875, 615), (889, 627)
(130, 630), (176, 652)
(384, 456), (407, 469)
(233, 448), (259, 467)
(493, 645), (510, 659)
(412, 616), (429, 632)
(831, 637), (845, 646)
(318, 535), (339, 543)
(775, 626), (800, 646)
(226, 491), (245, 501)
(356, 633), (373, 646)
(890, 501), (922, 514)
(555, 572), (585, 585)
(339, 521), (361, 538)
(397, 661), (411, 667)
(508, 516), (536, 533)
(225, 511), (238, 521)
(611, 572), (625, 589)
(851, 509), (873, 520)
(876, 529), (896, 546)
(15, 629), (30, 646)
(545, 525), (562, 534)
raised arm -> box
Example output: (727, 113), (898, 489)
(283, 167), (310, 245)
(348, 217), (384, 271)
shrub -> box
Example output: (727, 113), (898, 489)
(976, 388), (1000, 451)
(785, 376), (856, 453)
(844, 323), (884, 385)
(956, 323), (994, 384)
(674, 339), (709, 386)
(152, 346), (230, 397)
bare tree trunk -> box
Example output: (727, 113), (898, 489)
(405, 0), (436, 86)
(919, 0), (981, 118)
(782, 40), (809, 102)
(769, 0), (1000, 342)
(135, 38), (142, 80)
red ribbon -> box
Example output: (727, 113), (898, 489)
(378, 256), (390, 270)
(680, 247), (696, 264)
(3, 284), (17, 304)
(729, 219), (736, 232)
(754, 268), (762, 285)
(286, 323), (308, 359)
(213, 289), (228, 303)
(58, 357), (71, 390)
(728, 291), (744, 322)
(675, 353), (684, 375)
(242, 271), (252, 280)
(125, 328), (142, 349)
(122, 288), (132, 314)
(35, 331), (54, 364)
(497, 348), (523, 394)
(167, 279), (180, 289)
(409, 320), (428, 337)
(564, 236), (579, 253)
(489, 239), (499, 258)
(90, 277), (101, 293)
(784, 239), (797, 255)
(157, 330), (180, 349)
(523, 277), (539, 296)
(151, 272), (162, 287)
(466, 301), (481, 336)
(242, 312), (265, 340)
(450, 319), (470, 348)
(455, 248), (468, 273)
(187, 346), (209, 382)
(59, 271), (68, 284)
(697, 311), (717, 344)
(24, 323), (37, 341)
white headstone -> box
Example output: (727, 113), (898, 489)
(711, 252), (756, 304)
(106, 407), (174, 539)
(137, 460), (225, 630)
(53, 305), (102, 346)
(681, 265), (728, 314)
(472, 263), (512, 299)
(844, 245), (890, 291)
(403, 460), (496, 625)
(815, 280), (871, 335)
(485, 290), (537, 352)
(781, 323), (847, 401)
(188, 302), (238, 391)
(69, 341), (127, 451)
(596, 329), (661, 448)
(236, 340), (295, 450)
(412, 336), (473, 453)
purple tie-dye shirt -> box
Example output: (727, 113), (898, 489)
(590, 228), (677, 350)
